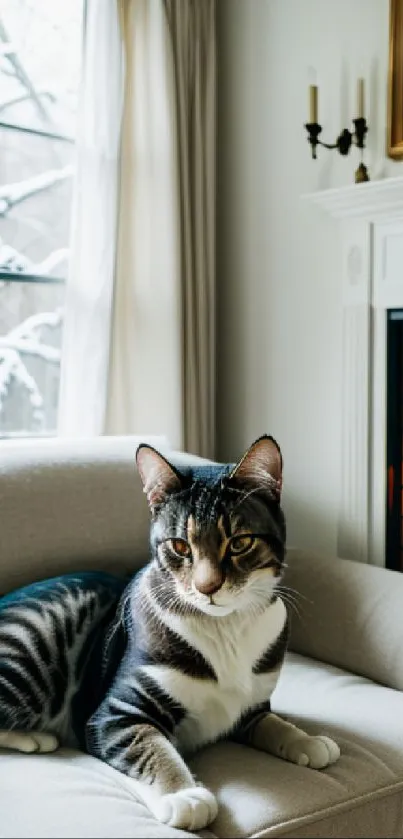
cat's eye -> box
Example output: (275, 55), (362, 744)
(230, 534), (255, 555)
(169, 538), (192, 558)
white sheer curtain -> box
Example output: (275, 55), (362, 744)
(59, 0), (216, 458)
(58, 0), (124, 435)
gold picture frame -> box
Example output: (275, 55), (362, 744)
(388, 0), (403, 158)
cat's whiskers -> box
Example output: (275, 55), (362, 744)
(143, 579), (201, 619)
(277, 584), (311, 605)
(147, 575), (241, 619)
(144, 587), (185, 615)
(276, 583), (309, 611)
(275, 587), (303, 620)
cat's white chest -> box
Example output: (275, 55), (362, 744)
(141, 598), (286, 754)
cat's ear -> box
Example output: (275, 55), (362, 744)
(228, 435), (283, 501)
(135, 445), (183, 511)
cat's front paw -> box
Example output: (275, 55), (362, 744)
(284, 734), (340, 769)
(0, 731), (59, 754)
(154, 786), (218, 830)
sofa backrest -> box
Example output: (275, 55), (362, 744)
(3, 439), (403, 694)
(285, 548), (403, 693)
(0, 436), (207, 595)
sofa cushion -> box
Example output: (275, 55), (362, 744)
(0, 748), (202, 839)
(2, 653), (403, 839)
(192, 651), (403, 837)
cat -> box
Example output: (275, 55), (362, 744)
(0, 435), (340, 831)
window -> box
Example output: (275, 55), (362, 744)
(0, 0), (83, 437)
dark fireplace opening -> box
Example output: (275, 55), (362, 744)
(386, 309), (403, 571)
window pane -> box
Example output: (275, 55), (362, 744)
(0, 0), (83, 436)
(0, 279), (64, 436)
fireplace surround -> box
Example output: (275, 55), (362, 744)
(305, 176), (403, 568)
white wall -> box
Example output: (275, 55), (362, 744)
(216, 0), (399, 555)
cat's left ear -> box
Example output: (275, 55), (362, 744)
(228, 434), (283, 501)
(135, 445), (183, 511)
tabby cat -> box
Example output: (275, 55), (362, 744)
(0, 435), (340, 831)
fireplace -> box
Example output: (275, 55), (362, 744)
(305, 175), (403, 568)
(386, 310), (403, 571)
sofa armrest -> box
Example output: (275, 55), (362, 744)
(284, 548), (403, 692)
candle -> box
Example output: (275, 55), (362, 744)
(309, 85), (318, 123)
(357, 78), (365, 119)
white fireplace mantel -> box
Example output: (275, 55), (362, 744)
(304, 176), (403, 568)
(303, 175), (403, 222)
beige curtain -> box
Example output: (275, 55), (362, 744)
(59, 0), (216, 458)
(163, 0), (216, 458)
(106, 0), (216, 457)
(105, 0), (184, 450)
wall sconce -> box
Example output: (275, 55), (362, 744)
(304, 79), (369, 183)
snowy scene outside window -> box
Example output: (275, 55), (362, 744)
(0, 0), (83, 437)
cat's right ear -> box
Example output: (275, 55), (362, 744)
(228, 434), (283, 501)
(135, 445), (183, 512)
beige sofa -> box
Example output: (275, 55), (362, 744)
(1, 435), (403, 838)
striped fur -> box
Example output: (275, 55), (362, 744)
(0, 436), (340, 830)
(0, 572), (126, 748)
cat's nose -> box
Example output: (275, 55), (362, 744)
(195, 578), (223, 595)
(193, 559), (224, 595)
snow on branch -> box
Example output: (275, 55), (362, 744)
(0, 306), (63, 421)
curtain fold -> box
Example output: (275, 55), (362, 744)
(59, 0), (216, 458)
(58, 0), (124, 436)
(104, 0), (184, 449)
(163, 0), (216, 458)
